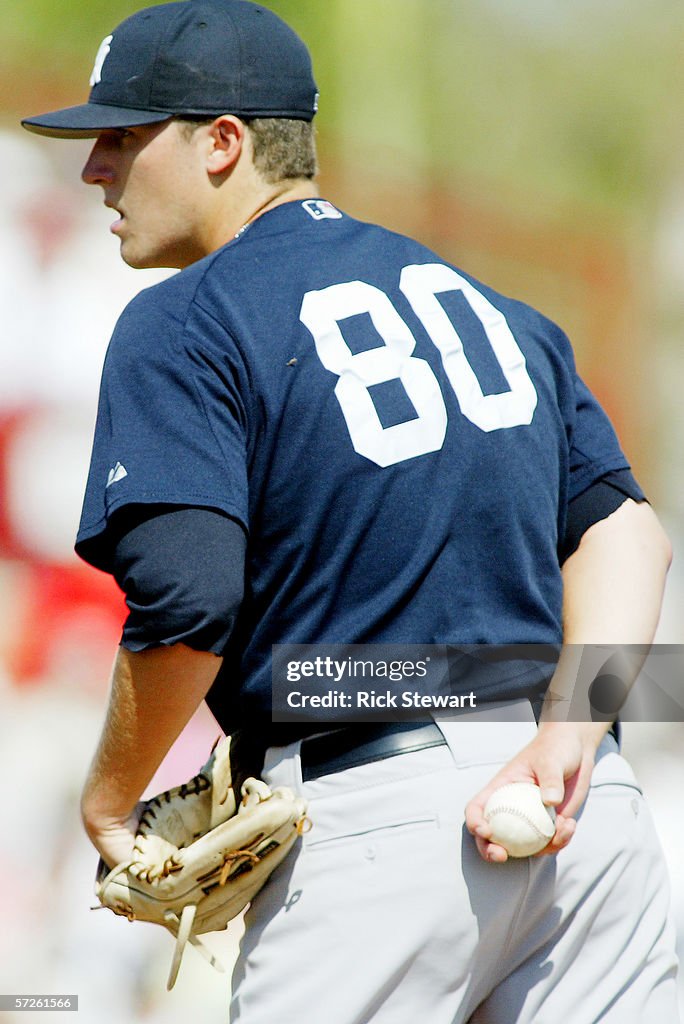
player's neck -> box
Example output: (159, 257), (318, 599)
(200, 179), (319, 258)
(229, 181), (320, 241)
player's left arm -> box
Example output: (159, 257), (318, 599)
(80, 506), (246, 868)
(465, 497), (672, 863)
(81, 644), (223, 869)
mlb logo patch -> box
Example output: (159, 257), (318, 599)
(302, 200), (343, 222)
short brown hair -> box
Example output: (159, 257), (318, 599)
(243, 118), (317, 182)
(177, 115), (317, 183)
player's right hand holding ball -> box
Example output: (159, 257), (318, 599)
(464, 721), (610, 862)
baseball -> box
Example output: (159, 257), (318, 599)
(483, 783), (557, 857)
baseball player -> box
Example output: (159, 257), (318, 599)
(23, 1), (679, 1021)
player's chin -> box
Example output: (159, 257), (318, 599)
(121, 240), (188, 271)
(120, 243), (165, 271)
(118, 238), (145, 269)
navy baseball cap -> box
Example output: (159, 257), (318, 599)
(22, 0), (318, 139)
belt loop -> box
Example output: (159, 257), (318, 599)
(262, 738), (303, 793)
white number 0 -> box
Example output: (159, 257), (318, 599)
(299, 263), (537, 468)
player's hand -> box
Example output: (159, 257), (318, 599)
(464, 722), (609, 863)
(82, 803), (144, 870)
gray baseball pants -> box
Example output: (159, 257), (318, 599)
(230, 708), (679, 1023)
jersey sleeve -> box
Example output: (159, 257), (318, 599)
(567, 373), (631, 502)
(560, 468), (646, 563)
(112, 506), (246, 654)
(75, 282), (251, 570)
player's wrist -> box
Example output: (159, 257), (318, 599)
(81, 801), (143, 869)
(80, 794), (140, 838)
(536, 719), (611, 752)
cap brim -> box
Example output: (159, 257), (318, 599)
(21, 102), (173, 139)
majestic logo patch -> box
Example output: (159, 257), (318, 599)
(90, 34), (114, 86)
(302, 200), (343, 222)
(106, 461), (128, 488)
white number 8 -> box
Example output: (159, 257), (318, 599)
(299, 264), (537, 468)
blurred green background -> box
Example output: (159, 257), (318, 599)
(4, 0), (683, 217)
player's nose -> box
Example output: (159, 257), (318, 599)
(81, 137), (116, 186)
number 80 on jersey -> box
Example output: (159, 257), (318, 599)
(300, 263), (538, 468)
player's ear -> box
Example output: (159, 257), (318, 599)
(206, 115), (245, 176)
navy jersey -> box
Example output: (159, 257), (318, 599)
(76, 200), (630, 725)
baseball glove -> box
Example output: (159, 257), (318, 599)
(93, 734), (310, 989)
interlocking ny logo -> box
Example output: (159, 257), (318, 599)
(90, 34), (113, 86)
